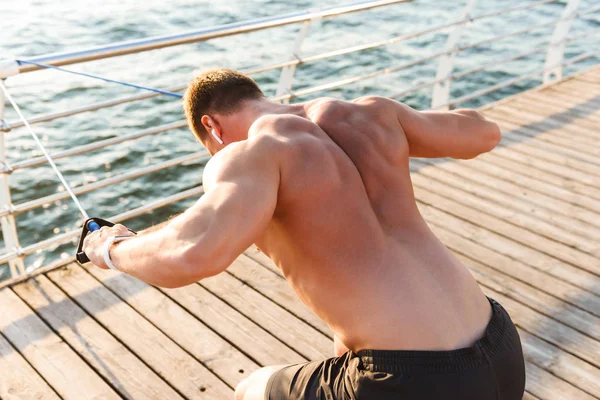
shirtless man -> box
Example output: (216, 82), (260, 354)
(83, 69), (526, 400)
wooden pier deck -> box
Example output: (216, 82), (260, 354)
(1, 66), (599, 400)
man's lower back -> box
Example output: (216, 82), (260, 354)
(266, 297), (526, 400)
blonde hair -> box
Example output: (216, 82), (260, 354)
(183, 68), (264, 141)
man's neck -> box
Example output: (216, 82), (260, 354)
(234, 99), (306, 136)
(248, 98), (306, 118)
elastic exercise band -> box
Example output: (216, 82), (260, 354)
(0, 81), (91, 220)
(17, 60), (183, 99)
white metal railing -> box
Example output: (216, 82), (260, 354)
(0, 0), (598, 277)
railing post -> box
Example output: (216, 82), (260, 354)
(275, 17), (319, 104)
(0, 81), (25, 277)
(431, 0), (478, 110)
(543, 0), (580, 84)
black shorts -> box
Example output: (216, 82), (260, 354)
(266, 298), (525, 400)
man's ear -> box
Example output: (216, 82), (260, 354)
(201, 115), (223, 145)
(201, 115), (214, 133)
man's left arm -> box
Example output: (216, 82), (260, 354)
(83, 139), (280, 288)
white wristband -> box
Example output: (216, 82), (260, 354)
(103, 235), (134, 270)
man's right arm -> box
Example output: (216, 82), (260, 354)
(384, 98), (502, 159)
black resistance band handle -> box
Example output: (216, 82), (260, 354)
(75, 218), (136, 265)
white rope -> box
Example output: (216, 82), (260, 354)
(0, 81), (90, 220)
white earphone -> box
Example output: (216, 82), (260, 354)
(211, 128), (224, 145)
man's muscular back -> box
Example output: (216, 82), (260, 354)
(207, 96), (499, 353)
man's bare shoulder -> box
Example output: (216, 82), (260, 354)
(304, 97), (353, 120)
(202, 134), (283, 189)
(249, 113), (315, 137)
(304, 95), (397, 122)
(352, 95), (399, 113)
(352, 95), (391, 104)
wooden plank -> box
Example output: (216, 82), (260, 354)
(426, 222), (600, 318)
(0, 288), (120, 399)
(522, 391), (541, 400)
(486, 110), (599, 148)
(161, 282), (307, 367)
(537, 90), (600, 114)
(456, 156), (600, 215)
(201, 267), (332, 361)
(12, 275), (184, 400)
(524, 361), (596, 400)
(228, 254), (332, 336)
(541, 92), (600, 120)
(482, 287), (600, 369)
(463, 254), (600, 340)
(587, 71), (600, 81)
(480, 152), (600, 203)
(410, 172), (598, 256)
(46, 264), (232, 400)
(519, 91), (600, 120)
(508, 97), (600, 131)
(411, 159), (600, 240)
(415, 158), (600, 230)
(523, 91), (600, 118)
(486, 114), (600, 159)
(537, 80), (600, 98)
(483, 92), (597, 128)
(493, 89), (600, 127)
(0, 260), (72, 292)
(411, 160), (599, 241)
(559, 72), (600, 85)
(417, 201), (600, 296)
(579, 66), (600, 77)
(548, 77), (600, 92)
(575, 76), (600, 85)
(484, 114), (600, 155)
(498, 131), (600, 176)
(491, 103), (598, 140)
(519, 329), (600, 398)
(523, 89), (600, 113)
(0, 333), (60, 400)
(491, 143), (600, 190)
(514, 91), (600, 122)
(485, 110), (600, 158)
(574, 72), (600, 84)
(574, 67), (600, 79)
(83, 263), (258, 388)
(550, 81), (600, 101)
(414, 184), (600, 276)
